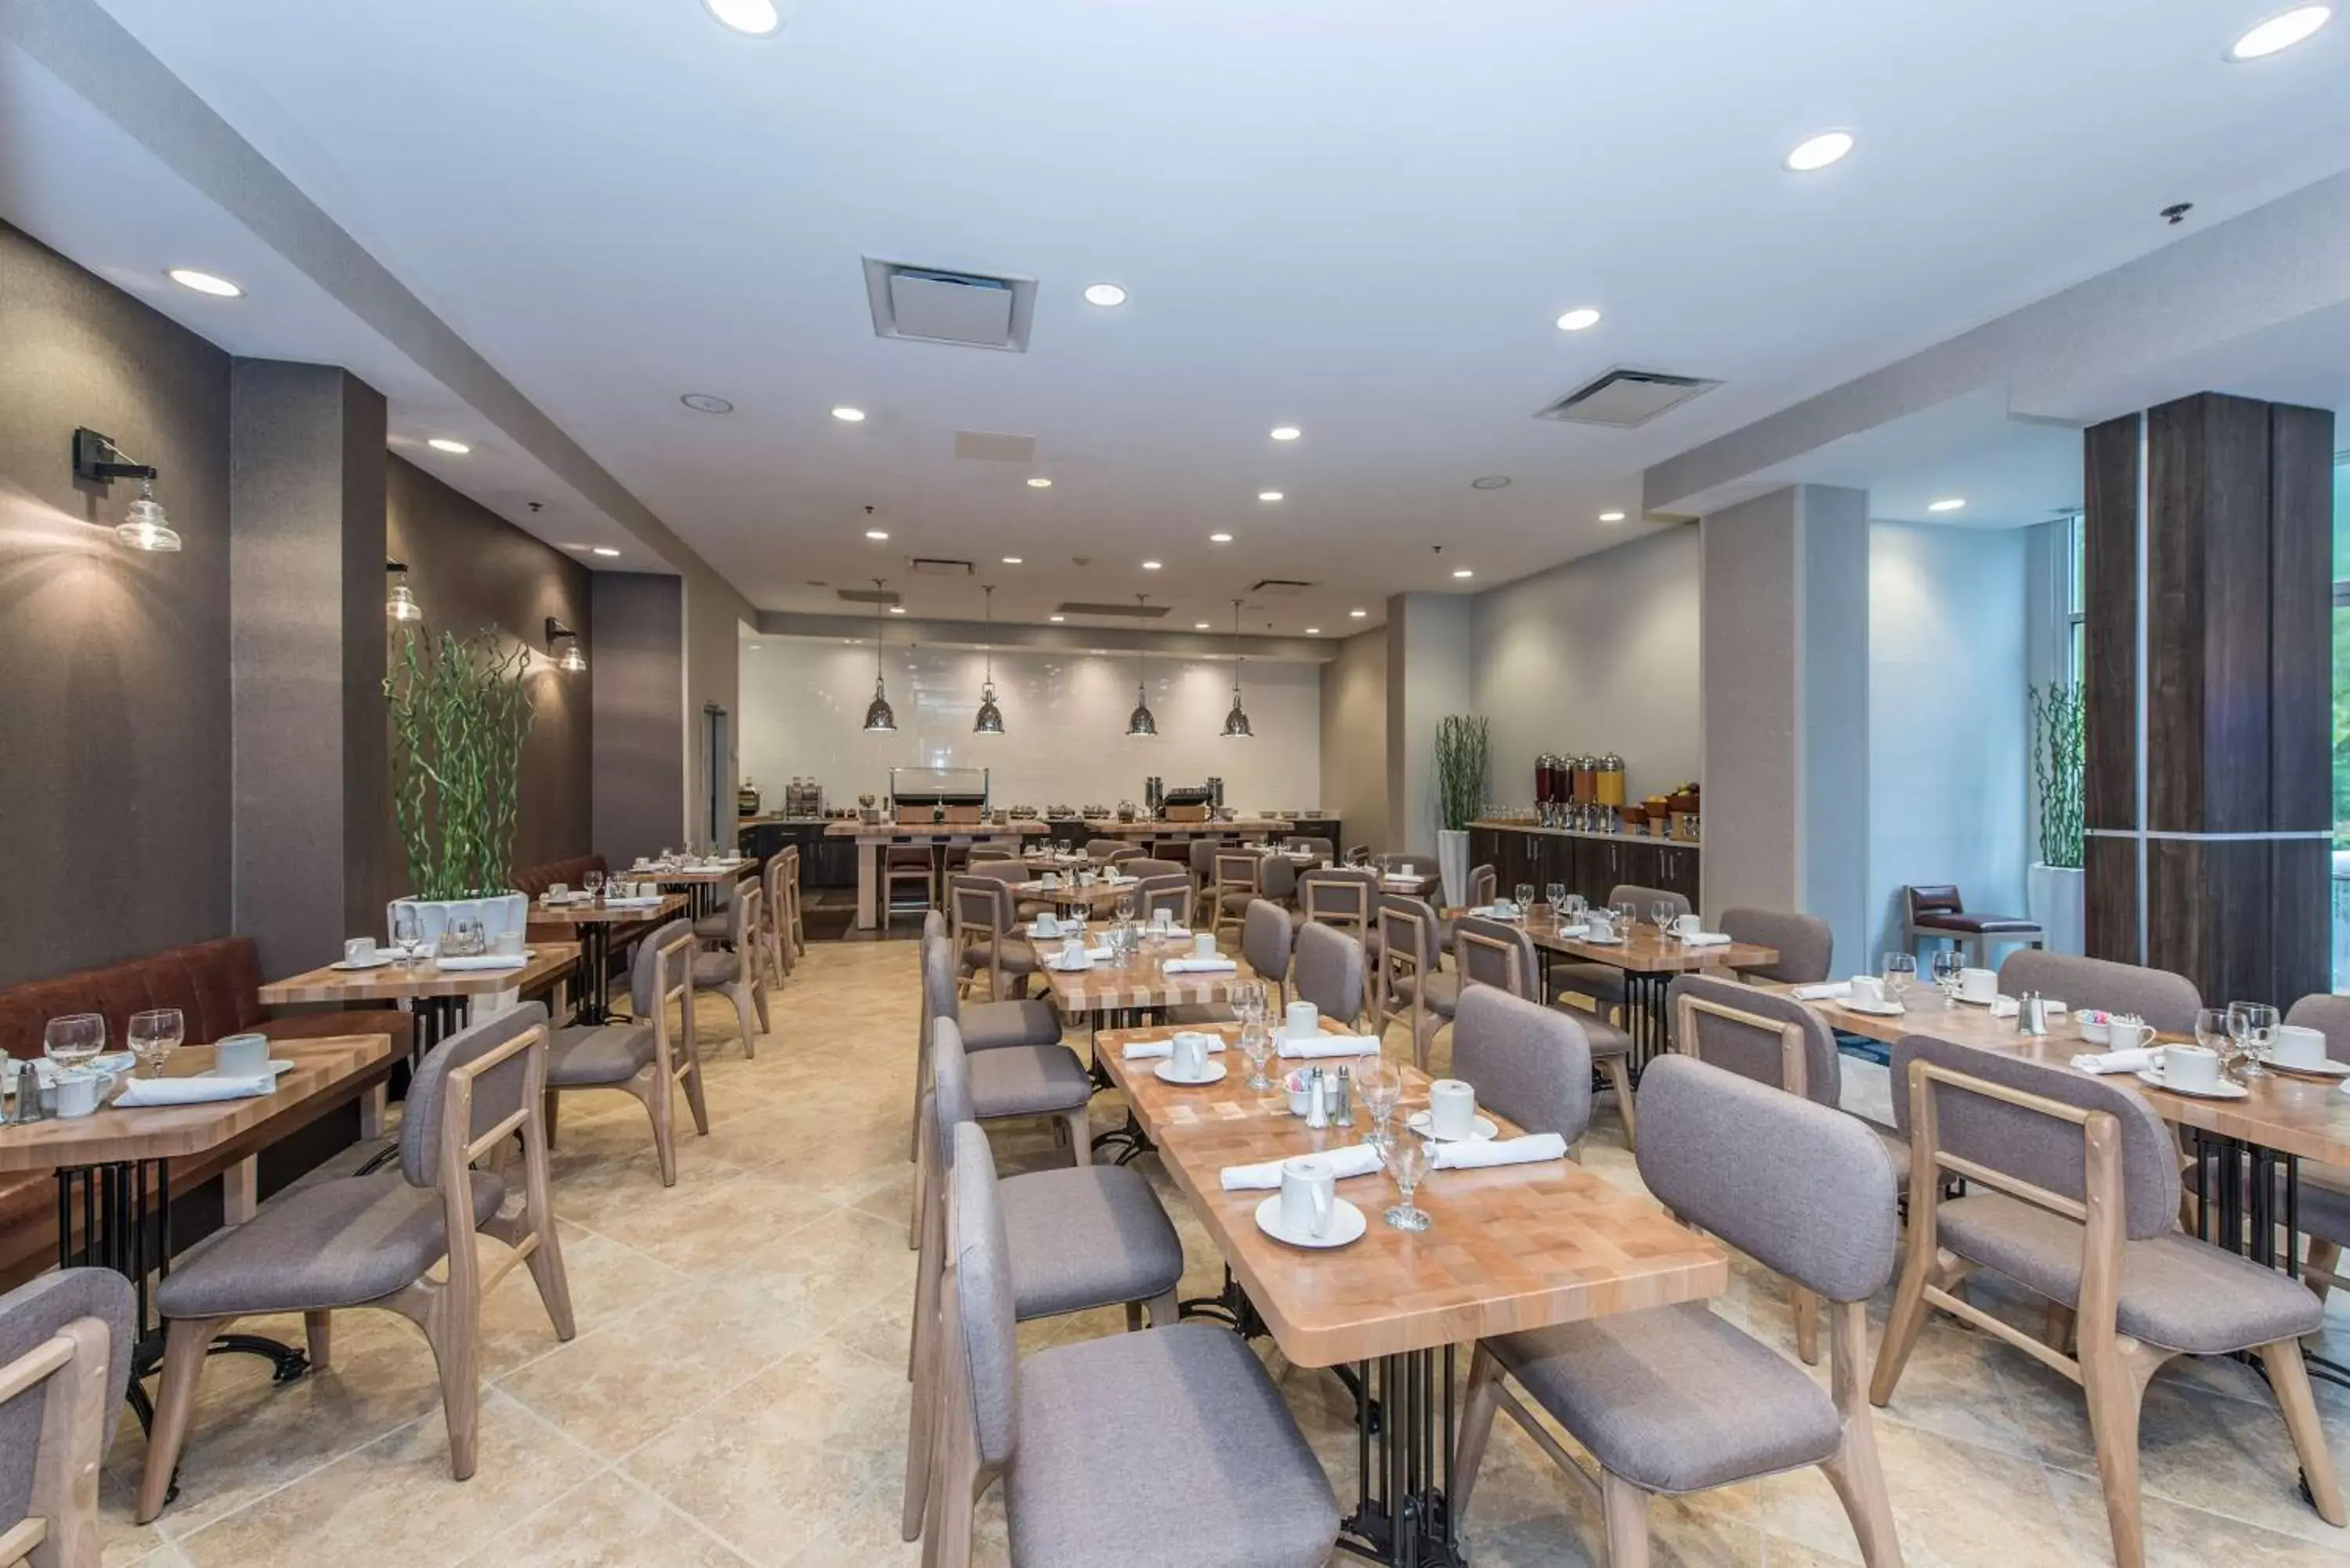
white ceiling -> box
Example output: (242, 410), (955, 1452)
(55, 0), (2350, 630)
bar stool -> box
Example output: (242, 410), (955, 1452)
(886, 843), (938, 919)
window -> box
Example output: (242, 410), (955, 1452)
(2333, 456), (2350, 985)
(2066, 511), (2086, 686)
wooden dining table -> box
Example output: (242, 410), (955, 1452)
(622, 860), (752, 919)
(259, 942), (580, 1062)
(1513, 910), (1779, 1067)
(1023, 929), (1258, 1020)
(1094, 1017), (1726, 1567)
(526, 894), (689, 1022)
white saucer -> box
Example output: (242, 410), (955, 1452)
(328, 954), (396, 970)
(1155, 1060), (1228, 1086)
(1954, 993), (2001, 1007)
(1253, 1194), (1368, 1249)
(1842, 999), (1907, 1017)
(1047, 959), (1094, 973)
(2269, 1058), (2350, 1081)
(2135, 1068), (2249, 1100)
(1407, 1110), (1499, 1142)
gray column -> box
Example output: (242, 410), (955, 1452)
(591, 572), (687, 867)
(1383, 591), (1475, 856)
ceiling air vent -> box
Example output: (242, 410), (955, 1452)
(864, 258), (1036, 352)
(1249, 578), (1314, 598)
(835, 586), (902, 606)
(1055, 601), (1170, 620)
(1535, 367), (1722, 429)
(909, 557), (974, 576)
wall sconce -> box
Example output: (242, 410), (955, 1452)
(386, 559), (423, 623)
(545, 617), (587, 672)
(73, 427), (181, 553)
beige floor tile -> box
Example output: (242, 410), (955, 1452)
(723, 1205), (920, 1330)
(1756, 1418), (2092, 1568)
(454, 1472), (755, 1567)
(573, 1165), (840, 1274)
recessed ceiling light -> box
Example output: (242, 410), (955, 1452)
(1599, 510), (1627, 523)
(166, 268), (242, 298)
(1026, 477), (1054, 489)
(1209, 533), (1234, 544)
(1927, 497), (1967, 513)
(703, 0), (783, 36)
(1002, 555), (1024, 565)
(748, 644), (762, 651)
(1049, 614), (1066, 623)
(1304, 627), (1321, 635)
(1470, 475), (1512, 490)
(426, 438), (471, 454)
(1452, 568), (1474, 579)
(1141, 560), (1162, 570)
(1083, 283), (1129, 307)
(1195, 621), (1212, 630)
(1554, 308), (1603, 332)
(591, 547), (622, 558)
(564, 542), (591, 551)
(1270, 426), (1301, 442)
(1350, 609), (1368, 618)
(1257, 491), (1283, 503)
(680, 392), (734, 414)
(2230, 5), (2331, 58)
(864, 529), (890, 540)
(830, 406), (866, 422)
(1784, 130), (1856, 172)
(889, 605), (906, 614)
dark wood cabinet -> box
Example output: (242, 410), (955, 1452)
(1466, 824), (1701, 910)
(736, 821), (858, 890)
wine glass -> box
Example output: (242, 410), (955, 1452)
(1652, 900), (1676, 935)
(392, 905), (423, 967)
(1881, 952), (1918, 1008)
(1513, 883), (1535, 916)
(1239, 1021), (1276, 1091)
(128, 1008), (183, 1078)
(1114, 890), (1137, 926)
(1357, 1055), (1405, 1138)
(2195, 1007), (2233, 1074)
(1613, 900), (1638, 936)
(44, 1013), (106, 1078)
(1380, 1129), (1435, 1231)
(1563, 893), (1587, 923)
(583, 869), (605, 899)
(1544, 883), (1567, 916)
(2230, 1001), (2279, 1078)
(1930, 948), (1964, 1003)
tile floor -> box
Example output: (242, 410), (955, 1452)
(90, 939), (2350, 1567)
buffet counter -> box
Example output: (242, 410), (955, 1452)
(1468, 819), (1699, 909)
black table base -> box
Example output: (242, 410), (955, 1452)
(572, 923), (617, 1026)
(2185, 1127), (2350, 1393)
(1338, 1347), (1463, 1566)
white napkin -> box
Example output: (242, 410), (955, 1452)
(602, 895), (663, 909)
(1549, 923), (1590, 939)
(1220, 1142), (1385, 1190)
(1432, 1133), (1569, 1170)
(114, 1075), (275, 1107)
(1276, 1035), (1380, 1060)
(1144, 926), (1194, 939)
(436, 954), (529, 971)
(2072, 1048), (2158, 1075)
(1162, 957), (1237, 974)
(1123, 1037), (1229, 1060)
(1791, 981), (1852, 1001)
(1679, 931), (1731, 948)
(1988, 996), (2018, 1018)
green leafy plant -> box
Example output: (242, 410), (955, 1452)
(386, 627), (537, 898)
(1434, 714), (1491, 834)
(2029, 681), (2084, 870)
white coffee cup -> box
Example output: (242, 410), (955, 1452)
(493, 929), (525, 957)
(2273, 1024), (2329, 1070)
(1171, 1031), (1212, 1078)
(1034, 912), (1060, 938)
(1429, 1078), (1478, 1141)
(344, 937), (378, 966)
(215, 1032), (271, 1077)
(55, 1071), (103, 1118)
(2106, 1017), (2155, 1052)
(1040, 872), (1060, 889)
(1078, 871), (1097, 887)
(1586, 912), (1615, 941)
(1278, 1156), (1337, 1239)
(1151, 908), (1173, 932)
(1958, 967), (1999, 1004)
(1286, 1000), (1320, 1040)
(2163, 1043), (2222, 1092)
(1672, 913), (1701, 939)
(1849, 975), (1887, 1007)
(1058, 935), (1089, 970)
(1194, 933), (1217, 959)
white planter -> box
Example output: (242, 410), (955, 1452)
(2026, 864), (2084, 956)
(1437, 829), (1470, 909)
(387, 891), (528, 949)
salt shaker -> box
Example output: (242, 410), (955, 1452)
(2019, 991), (2049, 1037)
(1332, 1064), (1355, 1128)
(1305, 1068), (1329, 1129)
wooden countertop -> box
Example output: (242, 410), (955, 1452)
(259, 942), (580, 1004)
(820, 821), (1050, 840)
(1473, 818), (1701, 849)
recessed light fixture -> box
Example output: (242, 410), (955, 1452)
(1304, 627), (1321, 635)
(1083, 283), (1129, 307)
(1049, 614), (1066, 623)
(1002, 555), (1024, 565)
(1027, 476), (1054, 489)
(2230, 5), (2331, 58)
(1209, 533), (1234, 544)
(426, 438), (471, 454)
(680, 393), (734, 414)
(1270, 425), (1301, 442)
(1452, 568), (1475, 580)
(889, 605), (906, 614)
(1784, 130), (1856, 172)
(166, 268), (242, 298)
(591, 547), (621, 558)
(1470, 475), (1512, 490)
(1141, 560), (1162, 571)
(1195, 621), (1212, 630)
(864, 529), (890, 540)
(1257, 491), (1283, 503)
(1554, 308), (1602, 332)
(1927, 497), (1967, 513)
(703, 0), (783, 36)
(1599, 510), (1627, 523)
(1349, 609), (1368, 618)
(830, 406), (866, 422)
(748, 644), (762, 651)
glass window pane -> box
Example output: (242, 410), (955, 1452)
(2070, 512), (2085, 616)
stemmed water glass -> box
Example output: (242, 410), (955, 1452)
(584, 869), (605, 900)
(1513, 883), (1536, 916)
(2229, 1001), (2280, 1078)
(2196, 1007), (2234, 1075)
(1652, 900), (1676, 935)
(1379, 1127), (1435, 1232)
(1114, 890), (1137, 925)
(1357, 1055), (1404, 1140)
(1239, 1020), (1276, 1092)
(392, 905), (424, 967)
(128, 1009), (184, 1078)
(1930, 948), (1964, 1004)
(44, 1013), (106, 1078)
(1881, 952), (1918, 1008)
(1544, 883), (1567, 915)
(1614, 900), (1639, 937)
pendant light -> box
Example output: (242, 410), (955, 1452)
(1220, 598), (1253, 739)
(1126, 594), (1158, 736)
(386, 559), (423, 623)
(863, 578), (898, 732)
(973, 584), (1005, 735)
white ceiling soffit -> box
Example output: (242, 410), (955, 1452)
(754, 609), (1335, 663)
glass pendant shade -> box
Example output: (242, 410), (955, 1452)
(1127, 683), (1158, 736)
(974, 681), (1004, 735)
(1220, 687), (1254, 738)
(115, 481), (181, 553)
(865, 676), (897, 732)
(556, 642), (588, 673)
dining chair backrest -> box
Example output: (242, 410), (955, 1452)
(1638, 1056), (1899, 1304)
(1716, 907), (1835, 984)
(1889, 1033), (2180, 1239)
(1376, 896), (1441, 971)
(1136, 876), (1191, 926)
(929, 1020), (974, 1143)
(1298, 869), (1379, 938)
(731, 882), (763, 952)
(961, 859), (1028, 887)
(1451, 985), (1593, 1147)
(1282, 836), (1336, 863)
(967, 843), (1017, 863)
(1467, 864), (1497, 909)
(2286, 994), (2350, 1064)
(949, 875), (1012, 938)
(1452, 915), (1536, 997)
(1666, 974), (1841, 1108)
(1188, 839), (1221, 886)
(1290, 922), (1363, 1022)
(1104, 845), (1146, 865)
(1085, 839), (1128, 862)
(920, 934), (962, 1032)
(948, 1122), (1021, 1470)
(1121, 858), (1188, 884)
(1609, 883), (1690, 920)
(629, 918), (696, 1020)
(400, 1001), (548, 1190)
(1213, 852), (1261, 896)
(1242, 899), (1293, 985)
(1995, 951), (2200, 1035)
(0, 1266), (136, 1554)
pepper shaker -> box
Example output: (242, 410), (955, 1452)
(1305, 1067), (1330, 1129)
(1332, 1064), (1355, 1128)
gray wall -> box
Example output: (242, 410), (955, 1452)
(1318, 626), (1390, 854)
(593, 573), (686, 868)
(1386, 592), (1475, 855)
(1799, 486), (1870, 966)
(685, 565), (747, 852)
(0, 219), (233, 985)
(1701, 490), (1803, 925)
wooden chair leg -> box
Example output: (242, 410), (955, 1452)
(1144, 1289), (1176, 1327)
(2262, 1337), (2346, 1526)
(751, 970), (772, 1033)
(1601, 1054), (1637, 1150)
(2042, 1301), (2078, 1356)
(304, 1310), (333, 1372)
(1791, 1284), (1820, 1367)
(1818, 1418), (1901, 1568)
(1600, 1470), (1653, 1568)
(902, 1179), (944, 1539)
(682, 1055), (711, 1136)
(1869, 1244), (1940, 1406)
(421, 1291), (481, 1480)
(1123, 1300), (1144, 1331)
(2308, 1237), (2341, 1305)
(731, 981), (759, 1057)
(542, 1089), (561, 1151)
(2077, 1333), (2160, 1568)
(641, 1071), (678, 1187)
(136, 1316), (226, 1523)
(1064, 1107), (1091, 1167)
(1451, 1343), (1506, 1518)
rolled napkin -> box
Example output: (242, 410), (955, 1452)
(1679, 931), (1731, 948)
(1162, 957), (1238, 974)
(602, 895), (664, 908)
(1220, 1142), (1385, 1190)
(1791, 981), (1852, 1001)
(1275, 1035), (1380, 1060)
(1123, 1036), (1229, 1060)
(1144, 926), (1195, 939)
(2072, 1047), (2159, 1075)
(1988, 996), (2018, 1019)
(1432, 1133), (1570, 1170)
(436, 954), (530, 971)
(114, 1074), (276, 1107)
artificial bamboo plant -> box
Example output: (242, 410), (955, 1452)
(2029, 681), (2084, 869)
(386, 627), (537, 899)
(1435, 714), (1491, 834)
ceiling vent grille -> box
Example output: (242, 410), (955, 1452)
(1055, 601), (1170, 620)
(835, 586), (902, 606)
(1535, 367), (1722, 428)
(908, 558), (974, 576)
(1249, 578), (1314, 597)
(864, 258), (1037, 352)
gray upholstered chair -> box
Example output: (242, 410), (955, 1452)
(967, 842), (1018, 864)
(1133, 874), (1192, 930)
(760, 849), (797, 983)
(1439, 864), (1499, 956)
(0, 1269), (134, 1568)
(1209, 852), (1262, 945)
(1119, 858), (1189, 885)
(1281, 835), (1336, 863)
(1872, 1035), (2341, 1566)
(1452, 915), (1639, 1146)
(139, 1003), (574, 1520)
(1455, 1056), (1902, 1568)
(544, 919), (707, 1186)
(689, 870), (742, 943)
(922, 1122), (1340, 1567)
(1296, 867), (1379, 954)
(1994, 950), (2201, 1035)
(1290, 921), (1364, 1028)
(909, 1013), (1095, 1248)
(1186, 839), (1222, 919)
(904, 1038), (1185, 1539)
(1083, 837), (1130, 862)
(2280, 995), (2350, 1297)
(1450, 986), (1593, 1151)
(692, 882), (769, 1054)
(1169, 898), (1290, 1027)
(1717, 906), (1834, 985)
(1549, 882), (1687, 1016)
(910, 931), (1065, 1160)
(1376, 898), (1455, 1071)
(950, 875), (1037, 1002)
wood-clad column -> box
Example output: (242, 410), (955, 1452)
(2081, 392), (2333, 1008)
